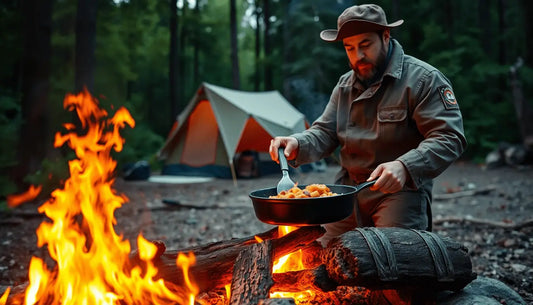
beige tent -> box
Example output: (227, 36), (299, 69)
(158, 82), (307, 180)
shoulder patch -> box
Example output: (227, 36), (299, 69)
(438, 86), (459, 110)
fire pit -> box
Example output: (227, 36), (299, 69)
(2, 90), (522, 305)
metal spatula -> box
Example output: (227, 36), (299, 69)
(276, 147), (295, 193)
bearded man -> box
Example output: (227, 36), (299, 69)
(269, 4), (467, 246)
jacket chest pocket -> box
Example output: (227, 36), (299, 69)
(378, 107), (407, 123)
(377, 107), (409, 145)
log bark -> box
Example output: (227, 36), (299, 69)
(153, 226), (325, 292)
(229, 240), (274, 305)
(271, 265), (337, 293)
(322, 228), (477, 292)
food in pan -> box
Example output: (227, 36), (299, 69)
(269, 183), (338, 199)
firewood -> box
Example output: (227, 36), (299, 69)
(153, 226), (325, 292)
(258, 298), (296, 305)
(229, 240), (274, 305)
(322, 228), (477, 292)
(271, 265), (337, 293)
(299, 241), (323, 269)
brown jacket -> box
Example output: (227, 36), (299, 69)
(292, 39), (467, 193)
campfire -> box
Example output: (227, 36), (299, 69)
(1, 90), (476, 305)
(2, 90), (199, 304)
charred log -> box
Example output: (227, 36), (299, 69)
(153, 226), (325, 292)
(322, 228), (477, 292)
(229, 240), (274, 305)
(271, 265), (337, 293)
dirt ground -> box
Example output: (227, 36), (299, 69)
(1, 161), (532, 303)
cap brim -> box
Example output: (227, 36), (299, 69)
(320, 19), (404, 42)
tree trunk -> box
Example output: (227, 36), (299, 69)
(263, 0), (272, 90)
(14, 0), (54, 187)
(193, 0), (200, 87)
(169, 0), (178, 121)
(179, 2), (188, 114)
(281, 0), (291, 98)
(497, 0), (507, 65)
(74, 0), (97, 93)
(230, 0), (240, 89)
(522, 0), (533, 66)
(509, 58), (533, 147)
(254, 0), (261, 91)
(478, 0), (492, 55)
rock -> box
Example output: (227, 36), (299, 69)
(437, 276), (526, 305)
(504, 144), (529, 166)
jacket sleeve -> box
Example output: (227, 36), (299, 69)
(290, 85), (342, 167)
(397, 70), (467, 189)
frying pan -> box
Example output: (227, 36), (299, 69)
(249, 180), (376, 226)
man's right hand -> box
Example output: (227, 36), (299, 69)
(269, 136), (299, 163)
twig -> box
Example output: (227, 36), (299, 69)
(137, 199), (251, 212)
(433, 216), (533, 230)
(433, 185), (497, 200)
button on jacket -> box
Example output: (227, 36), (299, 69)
(291, 39), (467, 194)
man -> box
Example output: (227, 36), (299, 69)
(269, 4), (467, 246)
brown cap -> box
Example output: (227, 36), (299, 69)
(320, 4), (403, 42)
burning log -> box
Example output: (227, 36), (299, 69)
(229, 240), (274, 305)
(151, 226), (326, 292)
(322, 228), (477, 292)
(271, 265), (337, 293)
(258, 299), (296, 305)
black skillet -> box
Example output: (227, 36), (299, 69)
(249, 180), (376, 226)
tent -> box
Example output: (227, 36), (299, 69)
(158, 82), (307, 180)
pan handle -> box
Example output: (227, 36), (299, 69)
(354, 179), (377, 192)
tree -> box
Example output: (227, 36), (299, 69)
(14, 0), (54, 187)
(263, 0), (272, 90)
(230, 0), (241, 89)
(74, 0), (97, 93)
(169, 0), (179, 121)
(254, 0), (262, 91)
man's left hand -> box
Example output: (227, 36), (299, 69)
(367, 161), (408, 193)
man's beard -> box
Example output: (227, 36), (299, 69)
(351, 42), (387, 83)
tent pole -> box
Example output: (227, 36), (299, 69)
(229, 159), (238, 187)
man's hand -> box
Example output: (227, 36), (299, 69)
(367, 160), (409, 193)
(269, 137), (299, 163)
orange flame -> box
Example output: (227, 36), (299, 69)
(270, 226), (315, 302)
(3, 89), (197, 305)
(7, 185), (42, 207)
(176, 252), (198, 305)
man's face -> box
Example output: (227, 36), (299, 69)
(343, 30), (390, 82)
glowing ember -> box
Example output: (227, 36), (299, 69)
(1, 89), (197, 305)
(270, 226), (316, 302)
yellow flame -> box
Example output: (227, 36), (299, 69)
(224, 284), (231, 300)
(269, 226), (315, 302)
(0, 287), (10, 305)
(5, 89), (197, 305)
(176, 252), (198, 305)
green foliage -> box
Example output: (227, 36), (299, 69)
(0, 0), (531, 182)
(116, 124), (165, 173)
(24, 155), (72, 200)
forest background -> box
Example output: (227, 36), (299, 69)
(0, 0), (532, 202)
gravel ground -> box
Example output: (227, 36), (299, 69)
(1, 161), (532, 303)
